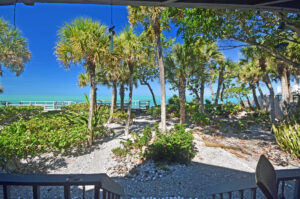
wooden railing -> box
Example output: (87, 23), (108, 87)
(0, 173), (124, 199)
(207, 168), (300, 199)
(0, 101), (73, 111)
(98, 100), (150, 110)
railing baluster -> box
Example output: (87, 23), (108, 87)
(103, 189), (107, 199)
(228, 192), (232, 199)
(251, 188), (256, 199)
(94, 184), (100, 199)
(239, 190), (244, 199)
(212, 194), (215, 199)
(33, 185), (40, 199)
(64, 185), (71, 199)
(295, 178), (300, 199)
(220, 193), (223, 199)
(3, 184), (10, 199)
(82, 185), (86, 199)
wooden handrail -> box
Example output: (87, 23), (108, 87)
(207, 168), (300, 199)
(0, 173), (124, 199)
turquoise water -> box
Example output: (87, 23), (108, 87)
(0, 95), (238, 107)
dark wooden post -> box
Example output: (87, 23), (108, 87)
(33, 185), (40, 199)
(64, 185), (71, 199)
(3, 185), (10, 199)
(295, 179), (300, 199)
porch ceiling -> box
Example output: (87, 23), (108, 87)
(0, 0), (299, 12)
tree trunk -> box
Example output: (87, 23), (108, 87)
(200, 78), (205, 113)
(208, 82), (214, 103)
(214, 66), (224, 106)
(155, 27), (166, 131)
(246, 95), (252, 109)
(178, 74), (186, 124)
(142, 80), (157, 106)
(125, 65), (134, 135)
(108, 81), (117, 123)
(220, 83), (225, 105)
(250, 83), (261, 110)
(256, 81), (265, 110)
(278, 63), (290, 105)
(287, 71), (293, 102)
(264, 74), (276, 124)
(239, 96), (245, 108)
(88, 65), (96, 146)
(114, 83), (117, 107)
(120, 83), (125, 111)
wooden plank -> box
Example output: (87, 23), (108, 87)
(276, 169), (300, 181)
(294, 179), (300, 199)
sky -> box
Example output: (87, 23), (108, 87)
(0, 3), (247, 98)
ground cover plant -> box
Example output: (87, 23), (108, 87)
(0, 103), (111, 172)
(0, 106), (43, 126)
(112, 123), (195, 164)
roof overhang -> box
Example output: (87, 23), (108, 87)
(0, 0), (300, 12)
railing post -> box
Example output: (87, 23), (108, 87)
(294, 179), (300, 199)
(228, 192), (232, 199)
(239, 190), (244, 199)
(251, 188), (256, 199)
(94, 184), (100, 199)
(103, 189), (107, 199)
(64, 185), (71, 199)
(3, 184), (10, 199)
(33, 185), (40, 199)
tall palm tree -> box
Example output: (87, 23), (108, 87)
(116, 27), (143, 135)
(128, 6), (169, 131)
(55, 18), (109, 145)
(0, 18), (31, 92)
(165, 43), (195, 124)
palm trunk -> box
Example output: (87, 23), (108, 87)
(108, 81), (117, 123)
(120, 83), (125, 111)
(246, 95), (252, 109)
(256, 81), (265, 110)
(220, 83), (225, 105)
(155, 28), (166, 131)
(178, 74), (186, 124)
(208, 82), (215, 103)
(250, 83), (261, 110)
(264, 74), (276, 124)
(142, 80), (157, 106)
(239, 96), (245, 108)
(88, 65), (96, 146)
(200, 78), (205, 113)
(287, 71), (293, 102)
(214, 66), (224, 106)
(114, 83), (117, 107)
(125, 65), (134, 135)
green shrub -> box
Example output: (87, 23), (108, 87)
(132, 125), (152, 149)
(273, 121), (300, 158)
(0, 106), (43, 125)
(146, 106), (161, 118)
(111, 110), (135, 123)
(61, 103), (89, 113)
(145, 124), (195, 164)
(112, 147), (128, 157)
(167, 95), (180, 117)
(190, 112), (211, 126)
(0, 111), (91, 171)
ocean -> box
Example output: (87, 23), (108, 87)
(0, 95), (238, 107)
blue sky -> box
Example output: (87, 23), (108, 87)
(0, 3), (244, 98)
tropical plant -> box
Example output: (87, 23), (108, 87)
(55, 18), (109, 145)
(128, 6), (171, 131)
(0, 18), (31, 92)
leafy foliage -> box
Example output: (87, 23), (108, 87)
(0, 106), (43, 126)
(273, 121), (300, 158)
(146, 106), (161, 118)
(145, 124), (195, 164)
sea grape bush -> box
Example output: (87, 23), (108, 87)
(145, 124), (195, 164)
(0, 106), (43, 125)
(0, 111), (90, 171)
(112, 124), (195, 164)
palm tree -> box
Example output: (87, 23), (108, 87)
(116, 27), (143, 135)
(128, 6), (169, 131)
(55, 18), (109, 145)
(0, 18), (31, 92)
(165, 43), (194, 124)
